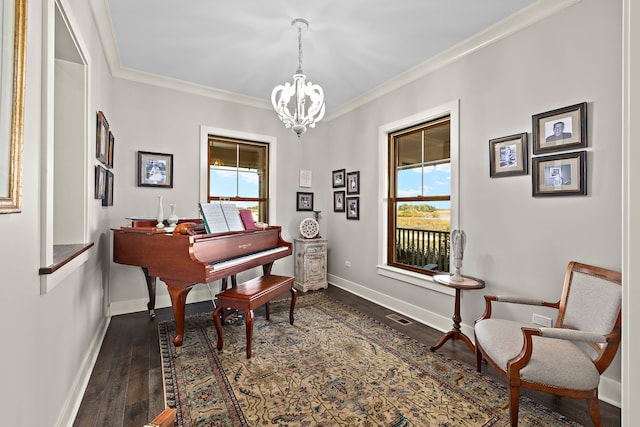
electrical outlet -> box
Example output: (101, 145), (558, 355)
(532, 313), (552, 327)
(345, 260), (351, 267)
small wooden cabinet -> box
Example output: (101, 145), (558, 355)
(294, 238), (328, 292)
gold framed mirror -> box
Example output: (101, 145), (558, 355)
(0, 0), (27, 214)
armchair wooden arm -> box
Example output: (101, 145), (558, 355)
(476, 295), (560, 323)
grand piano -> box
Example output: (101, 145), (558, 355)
(112, 220), (292, 354)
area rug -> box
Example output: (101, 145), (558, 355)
(159, 291), (579, 426)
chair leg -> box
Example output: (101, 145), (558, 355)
(508, 385), (520, 427)
(588, 390), (603, 427)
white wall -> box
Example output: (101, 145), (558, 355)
(325, 0), (623, 402)
(0, 0), (115, 425)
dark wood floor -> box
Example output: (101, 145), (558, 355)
(74, 285), (621, 426)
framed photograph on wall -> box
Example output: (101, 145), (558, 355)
(137, 151), (173, 188)
(332, 169), (345, 188)
(334, 191), (345, 212)
(489, 132), (528, 177)
(96, 111), (109, 165)
(106, 131), (115, 168)
(346, 197), (359, 220)
(95, 165), (106, 199)
(532, 151), (586, 197)
(102, 170), (114, 206)
(532, 102), (587, 155)
(296, 192), (314, 211)
(346, 171), (360, 194)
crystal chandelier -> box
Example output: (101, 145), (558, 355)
(271, 18), (325, 137)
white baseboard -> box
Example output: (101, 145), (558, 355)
(327, 273), (621, 408)
(55, 315), (111, 427)
(109, 286), (216, 316)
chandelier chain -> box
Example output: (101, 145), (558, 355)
(297, 26), (303, 73)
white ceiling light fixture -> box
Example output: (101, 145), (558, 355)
(271, 18), (325, 137)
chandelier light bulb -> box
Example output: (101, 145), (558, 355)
(272, 19), (325, 137)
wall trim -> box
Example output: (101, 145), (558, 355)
(55, 316), (110, 427)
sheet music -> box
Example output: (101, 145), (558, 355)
(221, 203), (245, 231)
(199, 202), (229, 233)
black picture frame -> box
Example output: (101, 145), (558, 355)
(346, 196), (359, 220)
(94, 165), (106, 199)
(532, 102), (587, 155)
(332, 169), (345, 188)
(532, 151), (587, 197)
(137, 151), (174, 188)
(346, 171), (360, 194)
(334, 191), (345, 212)
(489, 133), (528, 177)
(96, 111), (109, 165)
(102, 170), (114, 206)
(106, 131), (114, 168)
(296, 192), (314, 211)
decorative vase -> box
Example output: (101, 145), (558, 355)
(168, 204), (179, 227)
(156, 196), (165, 228)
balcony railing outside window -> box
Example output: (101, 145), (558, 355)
(395, 228), (450, 272)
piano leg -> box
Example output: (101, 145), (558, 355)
(165, 282), (194, 356)
(141, 267), (157, 318)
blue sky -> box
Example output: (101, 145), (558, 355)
(397, 163), (451, 210)
(210, 166), (259, 198)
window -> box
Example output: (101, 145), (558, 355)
(207, 136), (269, 223)
(388, 117), (451, 275)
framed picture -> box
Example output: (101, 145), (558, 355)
(0, 0), (26, 214)
(102, 170), (114, 206)
(532, 102), (587, 155)
(95, 165), (106, 199)
(489, 133), (528, 177)
(137, 151), (173, 188)
(346, 171), (360, 194)
(106, 131), (115, 168)
(96, 111), (109, 165)
(332, 169), (345, 188)
(532, 151), (586, 197)
(296, 192), (314, 211)
(334, 191), (345, 212)
(346, 197), (359, 220)
(299, 169), (312, 188)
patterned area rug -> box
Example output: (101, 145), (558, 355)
(159, 291), (579, 426)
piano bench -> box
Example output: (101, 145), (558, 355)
(212, 274), (297, 358)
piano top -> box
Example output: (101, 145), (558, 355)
(112, 225), (292, 285)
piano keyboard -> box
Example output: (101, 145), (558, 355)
(212, 246), (289, 270)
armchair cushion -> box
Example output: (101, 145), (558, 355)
(475, 318), (601, 391)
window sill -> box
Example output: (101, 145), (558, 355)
(39, 243), (94, 294)
(376, 264), (455, 296)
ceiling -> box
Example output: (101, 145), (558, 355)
(100, 0), (540, 115)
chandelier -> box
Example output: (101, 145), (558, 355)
(271, 18), (325, 137)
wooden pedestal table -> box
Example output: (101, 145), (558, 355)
(430, 274), (485, 354)
(213, 274), (297, 358)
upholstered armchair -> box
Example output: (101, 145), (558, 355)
(474, 261), (622, 427)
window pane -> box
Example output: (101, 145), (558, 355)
(394, 201), (450, 272)
(209, 165), (237, 198)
